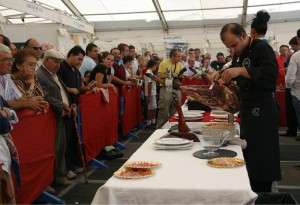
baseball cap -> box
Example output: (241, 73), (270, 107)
(0, 44), (11, 53)
(44, 49), (65, 59)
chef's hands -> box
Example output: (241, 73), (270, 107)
(211, 67), (248, 84)
(221, 68), (239, 83)
(221, 67), (250, 83)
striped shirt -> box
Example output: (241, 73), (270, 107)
(0, 74), (22, 101)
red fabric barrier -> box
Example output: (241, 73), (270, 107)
(78, 90), (119, 163)
(275, 89), (287, 126)
(122, 85), (143, 135)
(180, 77), (201, 104)
(169, 111), (240, 123)
(10, 109), (56, 204)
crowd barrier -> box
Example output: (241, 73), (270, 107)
(78, 90), (119, 163)
(7, 86), (143, 203)
(11, 109), (56, 204)
(121, 85), (143, 135)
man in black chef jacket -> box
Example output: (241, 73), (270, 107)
(215, 23), (281, 192)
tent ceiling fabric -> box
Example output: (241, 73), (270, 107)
(0, 0), (299, 31)
(0, 0), (300, 32)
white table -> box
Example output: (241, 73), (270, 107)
(92, 129), (257, 204)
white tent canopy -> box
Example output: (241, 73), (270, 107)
(1, 0), (300, 31)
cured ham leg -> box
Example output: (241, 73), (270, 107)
(144, 73), (239, 113)
(179, 85), (239, 113)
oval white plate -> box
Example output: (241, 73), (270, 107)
(174, 112), (204, 118)
(155, 138), (191, 145)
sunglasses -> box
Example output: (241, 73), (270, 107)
(32, 46), (42, 50)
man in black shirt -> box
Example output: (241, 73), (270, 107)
(210, 52), (225, 71)
(58, 46), (94, 104)
(57, 46), (93, 179)
(216, 23), (281, 192)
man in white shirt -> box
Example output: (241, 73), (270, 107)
(194, 48), (202, 63)
(0, 95), (18, 204)
(186, 48), (200, 68)
(144, 59), (157, 126)
(183, 57), (198, 78)
(129, 45), (138, 76)
(286, 29), (300, 142)
(79, 43), (98, 76)
(180, 53), (187, 67)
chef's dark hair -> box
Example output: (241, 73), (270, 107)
(297, 29), (300, 38)
(220, 23), (246, 41)
(169, 48), (178, 57)
(251, 10), (270, 35)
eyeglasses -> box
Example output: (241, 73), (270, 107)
(0, 58), (15, 63)
(31, 46), (42, 51)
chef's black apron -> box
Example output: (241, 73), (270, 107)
(240, 94), (281, 182)
(232, 38), (281, 182)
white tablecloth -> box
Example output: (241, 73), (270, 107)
(92, 129), (257, 204)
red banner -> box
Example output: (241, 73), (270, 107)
(11, 109), (56, 204)
(122, 86), (143, 135)
(275, 89), (286, 126)
(180, 77), (201, 104)
(79, 90), (119, 163)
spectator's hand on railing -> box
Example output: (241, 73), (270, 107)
(110, 84), (117, 93)
(124, 81), (132, 86)
(187, 76), (193, 82)
(27, 97), (49, 113)
(69, 87), (80, 95)
(85, 80), (96, 91)
(92, 87), (101, 94)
